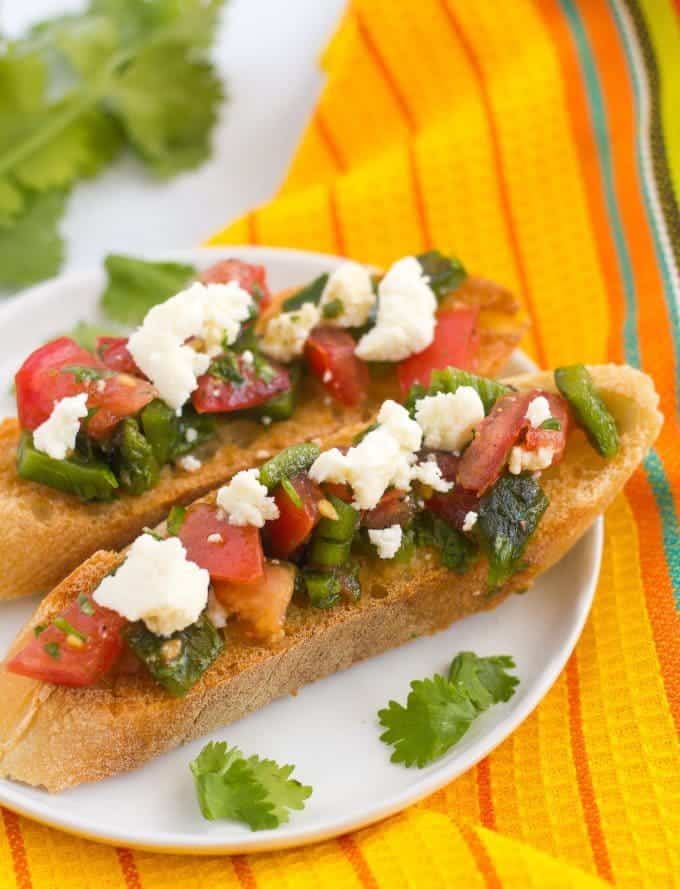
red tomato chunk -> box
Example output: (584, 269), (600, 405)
(305, 327), (369, 408)
(398, 307), (480, 394)
(179, 503), (264, 584)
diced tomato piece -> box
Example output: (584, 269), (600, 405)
(266, 474), (323, 558)
(397, 307), (480, 394)
(86, 374), (158, 440)
(15, 337), (103, 430)
(458, 389), (569, 494)
(213, 560), (296, 643)
(96, 337), (145, 378)
(523, 392), (570, 463)
(305, 326), (369, 408)
(7, 596), (126, 687)
(192, 356), (290, 414)
(362, 488), (413, 529)
(199, 259), (272, 310)
(179, 503), (264, 583)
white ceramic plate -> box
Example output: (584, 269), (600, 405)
(0, 248), (603, 854)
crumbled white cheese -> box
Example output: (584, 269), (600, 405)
(33, 393), (89, 461)
(207, 587), (229, 629)
(355, 256), (437, 361)
(319, 261), (375, 328)
(94, 379), (107, 394)
(184, 427), (198, 443)
(261, 415), (272, 426)
(462, 511), (478, 533)
(368, 524), (403, 559)
(260, 302), (320, 362)
(415, 388), (485, 452)
(207, 532), (223, 544)
(216, 468), (280, 527)
(525, 395), (552, 428)
(93, 535), (209, 637)
(413, 458), (453, 493)
(241, 349), (254, 366)
(178, 455), (202, 472)
(128, 281), (252, 411)
(508, 445), (555, 475)
(309, 400), (422, 509)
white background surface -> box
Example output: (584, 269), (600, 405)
(3, 0), (345, 287)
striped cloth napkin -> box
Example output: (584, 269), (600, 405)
(2, 1), (678, 886)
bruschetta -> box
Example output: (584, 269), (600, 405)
(0, 253), (524, 600)
(0, 362), (661, 791)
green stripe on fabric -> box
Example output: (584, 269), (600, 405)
(561, 0), (680, 608)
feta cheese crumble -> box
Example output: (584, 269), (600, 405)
(319, 261), (375, 328)
(355, 256), (437, 361)
(184, 427), (198, 443)
(207, 587), (228, 629)
(462, 511), (478, 532)
(309, 400), (422, 510)
(216, 469), (280, 527)
(525, 395), (552, 428)
(207, 533), (223, 544)
(368, 524), (403, 559)
(260, 302), (320, 362)
(178, 455), (202, 472)
(33, 393), (89, 461)
(413, 457), (454, 492)
(93, 535), (209, 637)
(508, 445), (555, 475)
(127, 281), (252, 411)
(415, 388), (485, 452)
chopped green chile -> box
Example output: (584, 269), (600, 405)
(114, 419), (160, 495)
(140, 399), (215, 466)
(554, 364), (619, 458)
(314, 495), (359, 542)
(256, 364), (301, 421)
(405, 368), (511, 415)
(414, 512), (476, 574)
(281, 477), (303, 508)
(416, 250), (467, 300)
(477, 473), (549, 591)
(282, 273), (329, 311)
(17, 433), (119, 502)
(303, 571), (343, 609)
(308, 537), (353, 569)
(259, 442), (321, 490)
(77, 594), (95, 615)
(125, 612), (224, 697)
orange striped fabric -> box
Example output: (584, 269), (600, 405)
(2, 1), (679, 887)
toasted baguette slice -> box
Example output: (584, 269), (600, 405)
(0, 364), (660, 792)
(0, 276), (523, 601)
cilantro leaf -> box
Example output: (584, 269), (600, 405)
(448, 652), (519, 711)
(416, 250), (467, 300)
(378, 652), (519, 768)
(190, 742), (313, 831)
(477, 474), (549, 590)
(100, 253), (196, 325)
(0, 189), (66, 287)
(0, 178), (24, 228)
(379, 674), (478, 768)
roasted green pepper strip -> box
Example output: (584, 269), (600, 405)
(17, 433), (119, 502)
(166, 505), (187, 536)
(125, 612), (224, 697)
(282, 273), (329, 311)
(554, 364), (619, 458)
(115, 419), (160, 495)
(258, 442), (321, 490)
(141, 399), (215, 465)
(315, 495), (359, 542)
(308, 537), (353, 569)
(303, 571), (342, 609)
(256, 364), (301, 422)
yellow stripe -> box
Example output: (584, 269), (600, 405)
(577, 495), (680, 887)
(450, 0), (609, 367)
(247, 837), (363, 889)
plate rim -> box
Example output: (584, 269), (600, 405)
(0, 247), (604, 854)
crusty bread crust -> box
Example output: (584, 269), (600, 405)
(0, 364), (661, 791)
(0, 276), (523, 601)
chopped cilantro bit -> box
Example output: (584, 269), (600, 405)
(281, 477), (302, 508)
(53, 616), (87, 642)
(282, 274), (328, 311)
(321, 298), (344, 319)
(191, 741), (313, 830)
(61, 365), (110, 384)
(167, 505), (187, 536)
(209, 352), (243, 384)
(539, 417), (561, 431)
(416, 250), (467, 300)
(34, 624), (46, 637)
(414, 512), (477, 574)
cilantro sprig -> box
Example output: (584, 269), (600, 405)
(190, 742), (313, 831)
(0, 0), (225, 288)
(378, 652), (518, 768)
